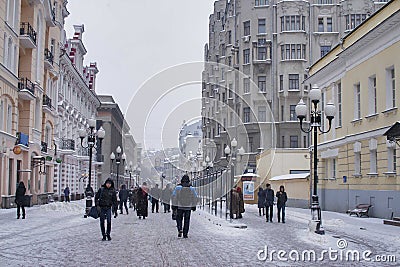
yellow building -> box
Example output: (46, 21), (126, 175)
(0, 0), (61, 206)
(305, 0), (400, 218)
(256, 148), (310, 208)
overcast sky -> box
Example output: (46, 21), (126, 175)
(65, 0), (215, 149)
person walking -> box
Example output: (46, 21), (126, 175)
(15, 181), (26, 219)
(150, 184), (161, 213)
(64, 186), (70, 202)
(276, 185), (288, 223)
(230, 188), (240, 219)
(119, 184), (129, 214)
(265, 183), (274, 223)
(161, 184), (173, 213)
(257, 187), (265, 216)
(172, 175), (198, 238)
(136, 182), (149, 219)
(95, 178), (118, 241)
(236, 187), (245, 219)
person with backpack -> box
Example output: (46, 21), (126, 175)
(119, 184), (129, 214)
(171, 175), (198, 238)
(15, 181), (26, 219)
(276, 185), (288, 223)
(95, 178), (118, 241)
(265, 183), (274, 223)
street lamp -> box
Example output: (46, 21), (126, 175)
(295, 84), (336, 235)
(125, 161), (133, 188)
(78, 117), (105, 217)
(110, 146), (126, 190)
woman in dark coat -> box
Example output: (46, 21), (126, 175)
(136, 182), (149, 219)
(15, 181), (26, 219)
(257, 187), (265, 216)
(236, 187), (245, 219)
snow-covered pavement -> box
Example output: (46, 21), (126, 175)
(0, 201), (398, 266)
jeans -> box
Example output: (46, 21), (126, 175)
(65, 196), (70, 202)
(164, 203), (170, 213)
(17, 203), (25, 218)
(119, 200), (128, 214)
(151, 199), (159, 213)
(99, 207), (112, 236)
(176, 209), (191, 235)
(277, 204), (286, 222)
(265, 205), (273, 222)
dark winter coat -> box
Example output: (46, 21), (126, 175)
(237, 187), (245, 213)
(15, 182), (26, 205)
(265, 188), (274, 207)
(64, 187), (70, 196)
(119, 187), (129, 202)
(95, 179), (118, 211)
(257, 189), (266, 208)
(136, 186), (149, 217)
(276, 191), (288, 207)
(171, 182), (198, 211)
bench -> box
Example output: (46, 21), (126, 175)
(347, 204), (372, 218)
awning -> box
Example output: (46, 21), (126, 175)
(270, 173), (310, 181)
(234, 173), (260, 178)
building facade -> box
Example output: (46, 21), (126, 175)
(202, 0), (390, 172)
(306, 0), (400, 218)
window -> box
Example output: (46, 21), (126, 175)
(243, 78), (250, 94)
(230, 111), (234, 126)
(217, 11), (221, 21)
(6, 104), (12, 133)
(244, 21), (250, 36)
(258, 76), (266, 92)
(257, 39), (267, 60)
(331, 159), (337, 178)
(354, 83), (361, 120)
(281, 15), (305, 31)
(370, 150), (377, 174)
(321, 46), (331, 57)
(368, 76), (377, 115)
(281, 44), (306, 60)
(289, 74), (299, 90)
(290, 136), (298, 148)
(290, 105), (296, 121)
(243, 49), (250, 64)
(258, 106), (267, 122)
(282, 136), (285, 147)
(318, 0), (332, 3)
(227, 30), (232, 44)
(258, 19), (266, 34)
(228, 83), (233, 98)
(345, 14), (367, 31)
(279, 75), (283, 91)
(303, 136), (307, 148)
(355, 152), (361, 175)
(327, 17), (332, 32)
(281, 105), (284, 121)
(249, 137), (254, 152)
(388, 147), (397, 173)
(386, 67), (396, 109)
(0, 100), (3, 130)
(255, 0), (268, 6)
(243, 107), (251, 123)
(318, 18), (324, 32)
(337, 83), (342, 127)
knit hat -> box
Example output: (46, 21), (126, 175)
(181, 175), (190, 183)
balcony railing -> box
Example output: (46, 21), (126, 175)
(44, 48), (54, 65)
(16, 132), (29, 147)
(20, 22), (37, 45)
(43, 94), (52, 109)
(41, 141), (48, 153)
(18, 77), (35, 95)
(60, 139), (75, 150)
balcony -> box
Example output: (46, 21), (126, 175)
(42, 94), (52, 113)
(41, 141), (48, 153)
(60, 139), (75, 151)
(44, 49), (54, 69)
(16, 132), (29, 147)
(19, 22), (37, 49)
(44, 0), (56, 27)
(18, 78), (36, 100)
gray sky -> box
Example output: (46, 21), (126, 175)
(65, 1), (215, 149)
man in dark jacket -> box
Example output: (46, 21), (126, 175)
(150, 184), (161, 213)
(64, 186), (70, 202)
(257, 187), (266, 216)
(276, 185), (288, 223)
(15, 181), (26, 219)
(161, 184), (173, 213)
(265, 183), (274, 223)
(95, 178), (118, 241)
(119, 184), (129, 214)
(172, 175), (198, 238)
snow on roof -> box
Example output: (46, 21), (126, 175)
(269, 173), (310, 181)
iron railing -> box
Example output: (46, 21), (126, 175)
(18, 78), (35, 95)
(44, 49), (54, 65)
(43, 94), (52, 109)
(20, 22), (37, 45)
(61, 139), (75, 150)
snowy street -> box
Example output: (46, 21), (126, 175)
(0, 201), (398, 266)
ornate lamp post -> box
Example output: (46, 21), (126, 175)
(295, 84), (336, 235)
(78, 118), (105, 217)
(110, 146), (126, 190)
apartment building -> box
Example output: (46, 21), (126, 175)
(202, 0), (389, 172)
(306, 0), (400, 218)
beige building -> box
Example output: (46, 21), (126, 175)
(305, 0), (400, 218)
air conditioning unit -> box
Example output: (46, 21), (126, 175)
(242, 36), (251, 43)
